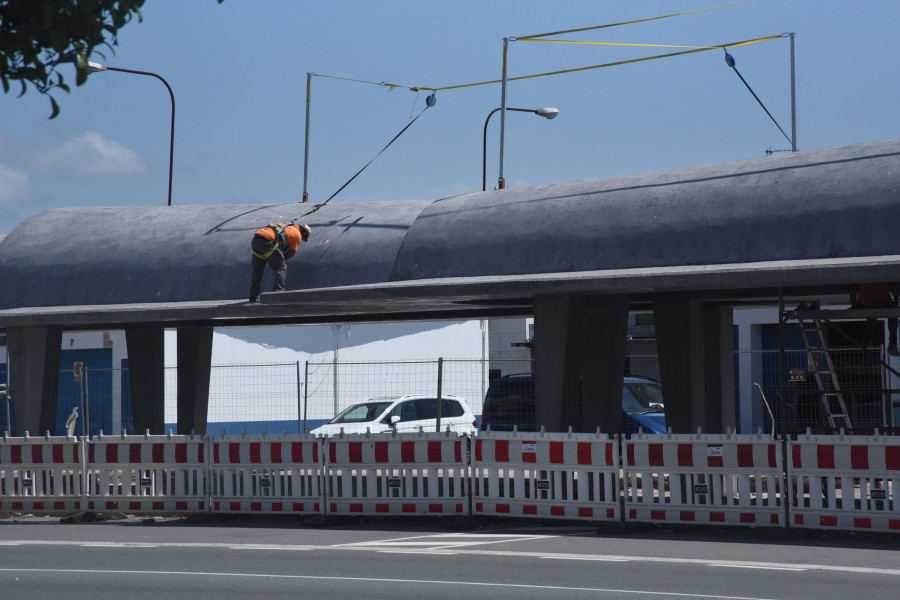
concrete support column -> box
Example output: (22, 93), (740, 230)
(176, 326), (213, 435)
(654, 298), (734, 433)
(534, 295), (628, 433)
(125, 326), (165, 434)
(580, 296), (629, 434)
(534, 295), (577, 432)
(704, 304), (735, 433)
(6, 325), (61, 435)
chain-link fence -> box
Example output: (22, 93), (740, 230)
(19, 348), (900, 437)
(180, 362), (303, 435)
(738, 347), (899, 436)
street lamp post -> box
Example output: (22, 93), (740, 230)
(86, 61), (176, 207)
(483, 107), (558, 191)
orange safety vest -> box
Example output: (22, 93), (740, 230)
(253, 223), (302, 259)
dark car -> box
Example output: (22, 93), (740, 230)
(480, 374), (666, 435)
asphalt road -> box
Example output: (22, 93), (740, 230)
(1, 514), (899, 599)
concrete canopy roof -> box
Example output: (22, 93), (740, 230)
(0, 137), (898, 329)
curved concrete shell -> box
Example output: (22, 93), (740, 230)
(0, 137), (898, 310)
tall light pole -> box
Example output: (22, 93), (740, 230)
(302, 72), (312, 203)
(483, 107), (558, 191)
(86, 61), (176, 207)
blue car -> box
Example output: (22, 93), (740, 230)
(479, 374), (666, 435)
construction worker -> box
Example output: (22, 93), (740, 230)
(249, 222), (311, 302)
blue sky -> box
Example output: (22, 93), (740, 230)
(0, 0), (897, 235)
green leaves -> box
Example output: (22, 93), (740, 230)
(0, 0), (146, 118)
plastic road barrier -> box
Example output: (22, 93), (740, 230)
(324, 430), (469, 516)
(473, 429), (620, 521)
(211, 432), (323, 515)
(624, 430), (783, 527)
(86, 432), (208, 514)
(0, 433), (83, 514)
(788, 430), (900, 532)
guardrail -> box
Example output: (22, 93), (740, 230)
(2, 429), (900, 533)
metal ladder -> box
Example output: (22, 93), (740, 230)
(797, 316), (852, 431)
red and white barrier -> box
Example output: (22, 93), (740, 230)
(788, 431), (900, 532)
(86, 433), (208, 514)
(0, 433), (84, 514)
(624, 431), (783, 527)
(10, 427), (900, 536)
(210, 433), (323, 515)
(324, 430), (468, 516)
(473, 430), (620, 522)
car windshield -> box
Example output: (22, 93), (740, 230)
(622, 381), (665, 414)
(328, 401), (394, 424)
(486, 381), (535, 413)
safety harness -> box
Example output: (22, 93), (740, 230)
(252, 223), (289, 260)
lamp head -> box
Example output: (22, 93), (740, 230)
(536, 107), (559, 120)
(86, 61), (108, 74)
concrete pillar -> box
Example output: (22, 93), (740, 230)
(534, 295), (628, 433)
(125, 326), (165, 434)
(7, 325), (62, 435)
(176, 325), (213, 435)
(534, 296), (572, 431)
(703, 304), (735, 432)
(579, 296), (629, 434)
(653, 298), (735, 433)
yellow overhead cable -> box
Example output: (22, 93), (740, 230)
(515, 0), (759, 41)
(432, 34), (783, 91)
(311, 33), (782, 94)
(520, 39), (728, 49)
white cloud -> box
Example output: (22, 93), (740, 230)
(40, 131), (147, 178)
(0, 163), (30, 204)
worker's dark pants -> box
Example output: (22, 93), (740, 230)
(249, 236), (287, 299)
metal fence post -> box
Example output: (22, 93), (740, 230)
(84, 367), (92, 437)
(0, 383), (8, 435)
(296, 361), (302, 433)
(302, 360), (309, 434)
(435, 357), (443, 432)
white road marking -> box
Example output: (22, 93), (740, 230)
(543, 556), (632, 562)
(0, 567), (782, 599)
(80, 543), (158, 548)
(0, 539), (897, 577)
(378, 550), (457, 555)
(337, 532), (551, 551)
(709, 564), (807, 572)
